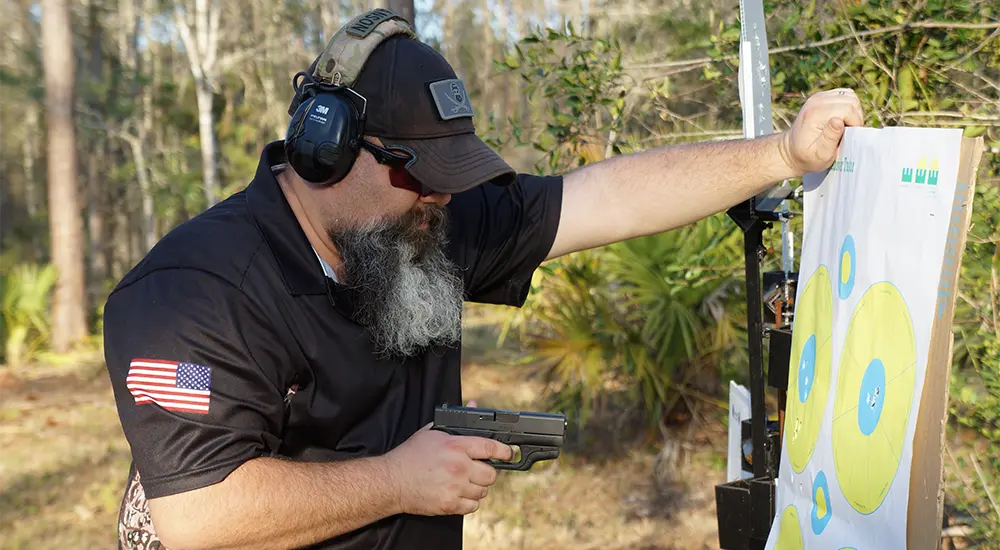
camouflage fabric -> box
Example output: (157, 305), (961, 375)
(312, 8), (417, 87)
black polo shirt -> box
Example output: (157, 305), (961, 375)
(103, 140), (563, 549)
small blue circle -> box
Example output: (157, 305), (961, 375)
(839, 235), (857, 300)
(811, 470), (833, 535)
(798, 334), (817, 403)
(857, 358), (886, 436)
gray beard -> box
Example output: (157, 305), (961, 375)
(329, 205), (465, 358)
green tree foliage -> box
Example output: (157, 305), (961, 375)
(490, 0), (998, 540)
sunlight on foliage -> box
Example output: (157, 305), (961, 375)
(490, 4), (998, 539)
(1, 262), (58, 366)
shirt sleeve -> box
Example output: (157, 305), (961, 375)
(102, 268), (290, 500)
(447, 172), (564, 307)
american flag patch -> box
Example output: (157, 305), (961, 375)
(126, 358), (212, 414)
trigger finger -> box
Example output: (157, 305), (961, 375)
(463, 437), (514, 462)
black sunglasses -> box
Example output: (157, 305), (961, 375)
(360, 140), (434, 196)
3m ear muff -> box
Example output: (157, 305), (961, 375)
(284, 75), (366, 184)
(283, 8), (416, 185)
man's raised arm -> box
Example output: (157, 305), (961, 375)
(545, 88), (864, 261)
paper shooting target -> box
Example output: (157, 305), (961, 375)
(838, 235), (857, 299)
(774, 505), (805, 550)
(786, 266), (834, 473)
(832, 282), (917, 515)
(811, 470), (833, 535)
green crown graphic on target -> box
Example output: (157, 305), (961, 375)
(901, 157), (940, 185)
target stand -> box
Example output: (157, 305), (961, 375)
(714, 189), (797, 550)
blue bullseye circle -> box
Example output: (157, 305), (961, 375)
(811, 470), (833, 535)
(857, 358), (886, 436)
(798, 334), (817, 403)
(839, 235), (856, 300)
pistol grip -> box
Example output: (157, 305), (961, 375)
(430, 426), (561, 471)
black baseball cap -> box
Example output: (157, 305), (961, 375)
(348, 35), (517, 194)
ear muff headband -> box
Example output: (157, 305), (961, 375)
(283, 9), (417, 185)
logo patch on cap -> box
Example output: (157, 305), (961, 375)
(428, 79), (474, 121)
(345, 8), (401, 38)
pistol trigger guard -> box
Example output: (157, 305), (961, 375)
(489, 445), (560, 471)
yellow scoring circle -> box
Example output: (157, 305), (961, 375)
(786, 266), (834, 472)
(816, 486), (828, 518)
(832, 282), (917, 515)
(775, 505), (804, 550)
(841, 252), (851, 284)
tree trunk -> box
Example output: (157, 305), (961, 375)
(497, 0), (509, 127)
(176, 0), (221, 206)
(513, 0), (528, 126)
(480, 0), (493, 119)
(320, 0), (340, 40)
(386, 0), (414, 27)
(40, 0), (88, 352)
(442, 0), (454, 64)
(84, 0), (107, 301)
(22, 104), (39, 233)
(139, 0), (156, 251)
(194, 82), (218, 205)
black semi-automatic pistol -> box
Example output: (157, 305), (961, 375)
(432, 405), (567, 471)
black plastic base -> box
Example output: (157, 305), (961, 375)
(716, 478), (752, 549)
(715, 476), (777, 550)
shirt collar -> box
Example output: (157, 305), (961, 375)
(246, 141), (329, 296)
(312, 247), (339, 282)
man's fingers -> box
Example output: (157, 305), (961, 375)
(468, 459), (500, 486)
(847, 104), (864, 127)
(822, 87), (854, 97)
(456, 436), (514, 462)
(455, 497), (480, 515)
(816, 89), (863, 126)
(844, 98), (864, 127)
(460, 482), (490, 501)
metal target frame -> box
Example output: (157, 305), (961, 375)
(714, 0), (800, 547)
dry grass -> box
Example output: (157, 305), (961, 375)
(0, 355), (132, 549)
(460, 306), (727, 550)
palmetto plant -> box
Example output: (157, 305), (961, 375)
(501, 213), (749, 430)
(1, 262), (59, 366)
(488, 25), (756, 432)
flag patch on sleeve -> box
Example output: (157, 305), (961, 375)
(126, 358), (212, 414)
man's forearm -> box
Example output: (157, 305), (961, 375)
(148, 455), (400, 550)
(598, 133), (795, 233)
(548, 132), (796, 259)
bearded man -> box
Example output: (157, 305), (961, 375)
(102, 10), (863, 550)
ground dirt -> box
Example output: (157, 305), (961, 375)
(0, 308), (730, 549)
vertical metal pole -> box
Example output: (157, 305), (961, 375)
(744, 215), (768, 479)
(738, 0), (773, 482)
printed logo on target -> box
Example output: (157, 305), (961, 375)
(901, 156), (940, 186)
(830, 156), (855, 173)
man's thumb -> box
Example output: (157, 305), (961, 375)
(822, 117), (845, 145)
